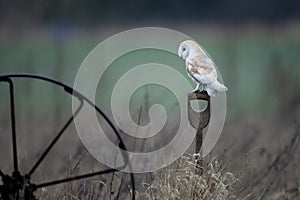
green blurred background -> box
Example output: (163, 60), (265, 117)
(0, 25), (299, 118)
(0, 1), (300, 118)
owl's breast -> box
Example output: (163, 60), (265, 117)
(186, 64), (199, 84)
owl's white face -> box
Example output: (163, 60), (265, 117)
(178, 42), (189, 60)
(178, 40), (203, 60)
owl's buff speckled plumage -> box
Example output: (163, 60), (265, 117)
(178, 40), (227, 96)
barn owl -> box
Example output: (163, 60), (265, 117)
(178, 40), (227, 96)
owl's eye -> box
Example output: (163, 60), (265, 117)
(182, 47), (186, 51)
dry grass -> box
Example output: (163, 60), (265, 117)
(137, 154), (238, 200)
(37, 154), (239, 200)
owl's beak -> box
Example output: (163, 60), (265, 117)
(178, 50), (182, 58)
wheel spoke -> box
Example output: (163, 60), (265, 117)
(29, 98), (84, 176)
(35, 168), (117, 188)
(6, 79), (19, 173)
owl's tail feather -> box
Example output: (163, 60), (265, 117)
(205, 81), (227, 97)
(210, 81), (228, 92)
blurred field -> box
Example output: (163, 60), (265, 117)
(0, 26), (299, 116)
(0, 26), (299, 199)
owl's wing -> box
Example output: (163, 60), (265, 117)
(186, 57), (217, 85)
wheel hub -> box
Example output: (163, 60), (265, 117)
(0, 171), (36, 200)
